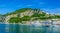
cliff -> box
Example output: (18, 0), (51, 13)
(1, 8), (60, 23)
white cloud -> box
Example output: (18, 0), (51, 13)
(42, 8), (60, 14)
(39, 2), (45, 5)
(16, 4), (33, 8)
(26, 5), (32, 6)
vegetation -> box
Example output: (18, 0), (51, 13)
(49, 15), (60, 19)
(9, 16), (31, 23)
(21, 16), (31, 21)
(0, 8), (60, 23)
(0, 15), (5, 22)
(9, 17), (22, 23)
(4, 8), (32, 16)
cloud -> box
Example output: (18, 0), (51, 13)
(26, 4), (32, 6)
(16, 4), (33, 8)
(39, 2), (45, 5)
(42, 8), (60, 14)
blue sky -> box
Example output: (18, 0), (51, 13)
(0, 0), (60, 14)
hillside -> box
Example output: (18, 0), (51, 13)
(4, 8), (32, 16)
(0, 15), (5, 22)
(1, 8), (60, 23)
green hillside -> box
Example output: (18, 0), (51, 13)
(4, 8), (32, 16)
(0, 8), (60, 23)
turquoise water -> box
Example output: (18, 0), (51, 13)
(0, 23), (60, 33)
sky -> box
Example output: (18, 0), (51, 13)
(0, 0), (60, 15)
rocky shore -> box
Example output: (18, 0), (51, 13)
(0, 19), (59, 27)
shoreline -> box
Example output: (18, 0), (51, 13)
(0, 19), (60, 25)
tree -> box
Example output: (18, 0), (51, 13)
(9, 17), (22, 23)
(21, 16), (31, 21)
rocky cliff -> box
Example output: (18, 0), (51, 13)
(2, 8), (60, 23)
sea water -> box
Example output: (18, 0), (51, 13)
(0, 22), (60, 33)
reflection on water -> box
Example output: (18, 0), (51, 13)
(0, 23), (60, 33)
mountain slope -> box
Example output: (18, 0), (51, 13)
(3, 8), (60, 23)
